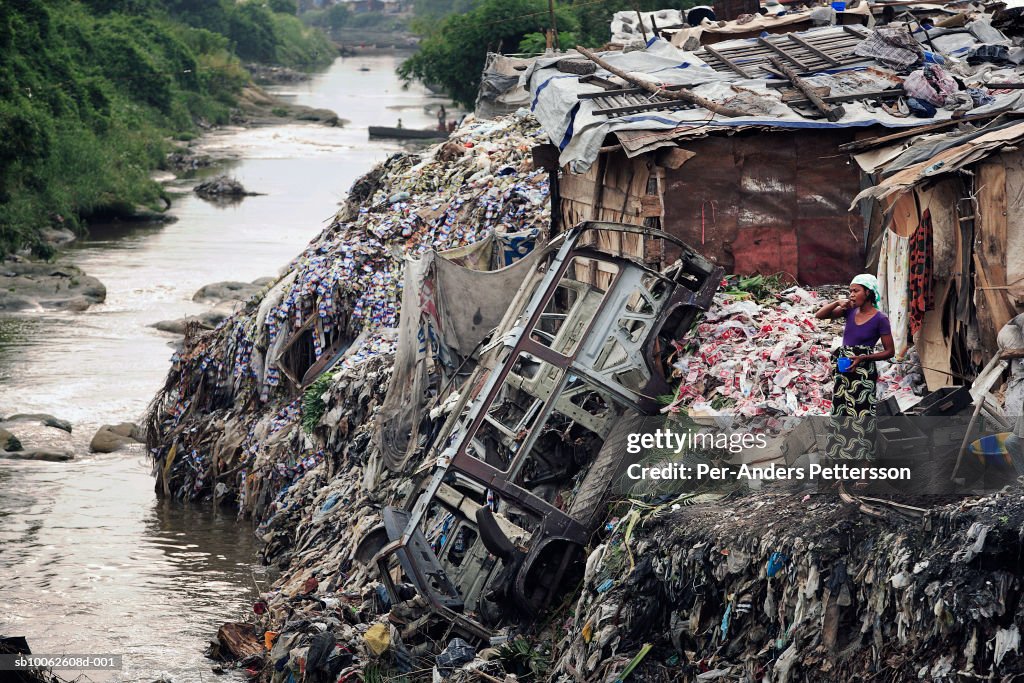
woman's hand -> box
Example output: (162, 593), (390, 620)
(848, 355), (863, 369)
(816, 297), (853, 319)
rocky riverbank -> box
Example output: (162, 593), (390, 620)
(0, 260), (106, 312)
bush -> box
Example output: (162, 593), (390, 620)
(270, 12), (335, 68)
(269, 0), (297, 14)
(229, 3), (278, 62)
(0, 0), (336, 255)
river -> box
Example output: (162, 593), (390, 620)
(0, 54), (452, 682)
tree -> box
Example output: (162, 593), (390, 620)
(398, 0), (576, 108)
(269, 0), (298, 15)
(325, 3), (350, 29)
(228, 3), (278, 62)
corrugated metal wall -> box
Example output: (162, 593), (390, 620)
(558, 130), (866, 287)
(660, 130), (864, 286)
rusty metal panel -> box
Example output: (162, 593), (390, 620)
(733, 226), (799, 277)
(794, 131), (863, 285)
(660, 130), (863, 285)
(738, 137), (797, 229)
(661, 136), (740, 272)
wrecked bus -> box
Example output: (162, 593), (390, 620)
(367, 222), (723, 640)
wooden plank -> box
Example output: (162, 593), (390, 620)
(788, 32), (841, 65)
(769, 56), (845, 121)
(579, 74), (620, 90)
(579, 84), (686, 99)
(590, 153), (608, 221)
(974, 161), (1014, 352)
(784, 88), (904, 109)
(758, 37), (811, 70)
(593, 100), (693, 116)
(704, 44), (754, 78)
(837, 112), (1011, 152)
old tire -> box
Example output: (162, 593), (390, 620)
(567, 413), (658, 532)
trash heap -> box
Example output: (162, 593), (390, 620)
(146, 110), (550, 506)
(147, 110), (1013, 683)
(145, 111), (555, 680)
(665, 281), (924, 422)
(550, 489), (1024, 682)
(666, 284), (838, 419)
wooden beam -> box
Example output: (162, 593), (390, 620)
(593, 100), (694, 116)
(704, 44), (754, 78)
(580, 85), (678, 99)
(974, 161), (1014, 352)
(575, 45), (754, 117)
(787, 32), (841, 65)
(758, 37), (811, 71)
(578, 74), (620, 91)
(784, 88), (904, 109)
(768, 56), (845, 121)
(837, 112), (1011, 152)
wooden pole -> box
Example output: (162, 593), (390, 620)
(575, 45), (753, 118)
(768, 56), (845, 121)
(549, 0), (559, 52)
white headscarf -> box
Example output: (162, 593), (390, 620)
(851, 274), (882, 309)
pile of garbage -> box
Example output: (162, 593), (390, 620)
(147, 112), (556, 678)
(665, 280), (925, 421)
(148, 109), (1012, 683)
(147, 109), (550, 506)
(550, 488), (1024, 681)
(193, 175), (258, 199)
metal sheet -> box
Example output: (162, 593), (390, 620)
(661, 131), (863, 284)
(662, 136), (740, 272)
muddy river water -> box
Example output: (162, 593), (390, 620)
(0, 55), (451, 682)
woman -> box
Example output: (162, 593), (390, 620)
(815, 274), (896, 461)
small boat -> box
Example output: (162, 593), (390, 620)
(368, 126), (449, 140)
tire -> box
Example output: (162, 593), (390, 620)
(567, 413), (656, 532)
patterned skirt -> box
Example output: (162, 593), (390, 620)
(826, 345), (878, 461)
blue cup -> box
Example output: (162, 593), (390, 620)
(831, 1), (846, 10)
(837, 357), (853, 373)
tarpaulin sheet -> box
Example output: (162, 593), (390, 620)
(375, 241), (544, 471)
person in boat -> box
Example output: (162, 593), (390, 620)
(815, 274), (895, 461)
(396, 118), (403, 129)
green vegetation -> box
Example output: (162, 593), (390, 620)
(397, 0), (698, 108)
(398, 0), (578, 108)
(301, 370), (336, 433)
(0, 0), (335, 256)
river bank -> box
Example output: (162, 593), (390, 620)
(0, 54), (453, 682)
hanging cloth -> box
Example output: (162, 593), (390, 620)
(908, 208), (935, 336)
(876, 228), (911, 359)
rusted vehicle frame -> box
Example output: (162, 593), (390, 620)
(374, 222), (722, 638)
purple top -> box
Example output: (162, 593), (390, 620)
(843, 308), (891, 348)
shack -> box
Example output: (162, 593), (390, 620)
(525, 19), (1024, 288)
(852, 118), (1024, 382)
